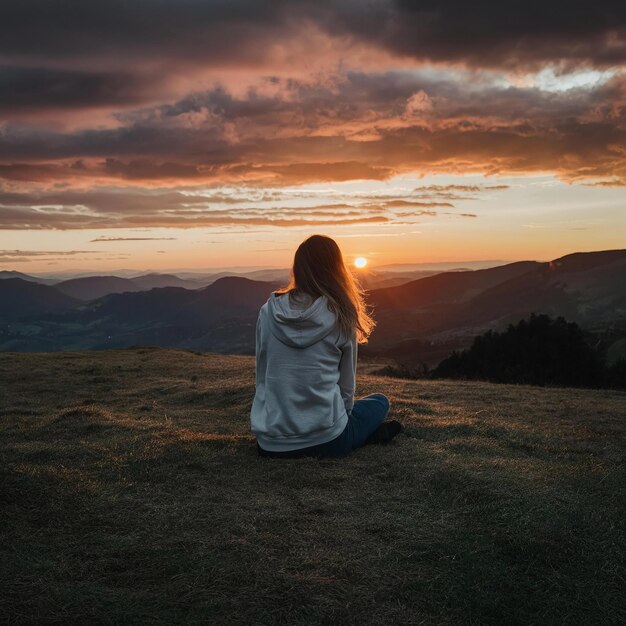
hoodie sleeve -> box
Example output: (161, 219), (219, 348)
(338, 331), (357, 412)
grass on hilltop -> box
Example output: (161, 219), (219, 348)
(1, 348), (625, 625)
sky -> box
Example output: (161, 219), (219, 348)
(1, 1), (625, 274)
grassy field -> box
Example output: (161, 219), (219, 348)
(1, 348), (625, 625)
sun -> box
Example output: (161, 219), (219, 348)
(354, 257), (367, 268)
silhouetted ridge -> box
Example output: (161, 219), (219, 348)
(131, 273), (200, 290)
(0, 278), (78, 320)
(196, 276), (278, 308)
(56, 275), (140, 300)
(0, 270), (58, 285)
(547, 249), (626, 272)
(369, 260), (540, 309)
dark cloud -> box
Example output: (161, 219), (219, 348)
(324, 1), (626, 69)
(0, 1), (624, 209)
(1, 1), (624, 69)
(0, 66), (157, 114)
(1, 72), (624, 188)
(0, 1), (295, 62)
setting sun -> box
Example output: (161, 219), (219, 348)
(354, 257), (367, 268)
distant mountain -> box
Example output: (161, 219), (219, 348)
(0, 279), (78, 321)
(192, 276), (281, 310)
(367, 261), (541, 347)
(370, 261), (540, 311)
(449, 250), (626, 331)
(55, 276), (142, 300)
(355, 270), (440, 290)
(130, 273), (204, 290)
(84, 285), (194, 322)
(375, 260), (506, 272)
(1, 250), (624, 357)
(0, 266), (434, 299)
(0, 270), (39, 282)
(237, 268), (291, 283)
(90, 276), (277, 324)
(365, 249), (626, 364)
(0, 277), (279, 353)
(0, 270), (59, 285)
(51, 272), (218, 299)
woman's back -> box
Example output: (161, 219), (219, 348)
(250, 234), (400, 459)
(250, 291), (357, 452)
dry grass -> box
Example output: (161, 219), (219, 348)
(1, 348), (625, 625)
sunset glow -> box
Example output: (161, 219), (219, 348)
(0, 2), (624, 274)
(354, 257), (367, 269)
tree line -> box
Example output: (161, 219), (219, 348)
(382, 314), (626, 390)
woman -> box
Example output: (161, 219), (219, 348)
(250, 234), (403, 459)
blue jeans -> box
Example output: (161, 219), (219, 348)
(257, 393), (390, 459)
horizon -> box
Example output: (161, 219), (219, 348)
(1, 2), (625, 272)
(5, 248), (625, 279)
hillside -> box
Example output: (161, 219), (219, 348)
(0, 278), (78, 320)
(0, 277), (280, 352)
(454, 250), (626, 329)
(1, 349), (624, 624)
(0, 270), (59, 285)
(365, 250), (626, 363)
(55, 275), (142, 300)
(131, 272), (203, 290)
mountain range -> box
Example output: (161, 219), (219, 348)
(0, 267), (440, 299)
(1, 249), (625, 364)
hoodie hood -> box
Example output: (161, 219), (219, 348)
(267, 292), (337, 348)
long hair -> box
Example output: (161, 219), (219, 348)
(276, 235), (375, 343)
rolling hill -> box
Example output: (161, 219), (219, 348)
(0, 270), (59, 285)
(367, 250), (626, 353)
(452, 250), (626, 329)
(55, 275), (142, 300)
(369, 260), (540, 311)
(0, 278), (78, 320)
(130, 272), (204, 290)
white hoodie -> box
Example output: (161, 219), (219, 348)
(250, 291), (357, 452)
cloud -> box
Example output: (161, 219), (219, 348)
(0, 66), (159, 116)
(322, 1), (626, 69)
(90, 236), (177, 242)
(0, 184), (484, 229)
(0, 249), (101, 256)
(0, 1), (624, 212)
(1, 1), (624, 72)
(377, 200), (454, 208)
(0, 187), (401, 229)
(582, 179), (626, 187)
(413, 185), (510, 193)
(1, 71), (624, 190)
(0, 249), (121, 263)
